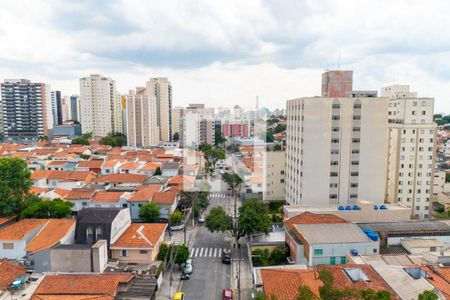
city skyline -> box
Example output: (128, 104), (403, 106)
(1, 1), (450, 111)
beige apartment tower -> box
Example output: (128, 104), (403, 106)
(145, 77), (172, 142)
(125, 88), (159, 148)
(79, 74), (121, 137)
(285, 96), (389, 205)
(383, 85), (436, 219)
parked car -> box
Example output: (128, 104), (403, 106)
(223, 288), (234, 300)
(222, 249), (231, 264)
(183, 259), (193, 274)
(198, 214), (205, 223)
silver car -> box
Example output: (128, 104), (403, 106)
(183, 259), (193, 274)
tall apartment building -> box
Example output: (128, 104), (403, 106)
(285, 95), (389, 205)
(322, 70), (353, 97)
(222, 121), (251, 138)
(179, 104), (215, 148)
(125, 88), (159, 147)
(171, 106), (183, 137)
(263, 151), (285, 201)
(0, 79), (53, 139)
(51, 90), (63, 126)
(383, 85), (436, 219)
(70, 95), (79, 122)
(145, 77), (172, 141)
(79, 74), (122, 137)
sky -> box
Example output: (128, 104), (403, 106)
(0, 0), (449, 112)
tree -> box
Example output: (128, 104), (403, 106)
(198, 143), (225, 170)
(361, 289), (391, 300)
(169, 211), (183, 224)
(446, 173), (450, 183)
(273, 144), (282, 151)
(173, 244), (189, 266)
(215, 127), (226, 145)
(237, 198), (270, 240)
(418, 290), (439, 300)
(173, 132), (179, 141)
(205, 206), (232, 233)
(274, 124), (286, 133)
(0, 158), (33, 216)
(72, 136), (89, 145)
(100, 132), (127, 147)
(139, 202), (161, 222)
(154, 167), (162, 176)
(21, 198), (73, 218)
(297, 285), (316, 300)
(157, 243), (169, 261)
(264, 129), (275, 143)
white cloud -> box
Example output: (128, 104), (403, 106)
(0, 0), (449, 111)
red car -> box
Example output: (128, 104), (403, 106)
(223, 288), (233, 300)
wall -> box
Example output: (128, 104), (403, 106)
(110, 209), (131, 244)
(310, 241), (380, 266)
(50, 247), (92, 272)
(92, 240), (108, 272)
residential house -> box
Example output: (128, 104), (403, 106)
(76, 160), (103, 174)
(152, 191), (179, 219)
(26, 219), (76, 272)
(39, 188), (71, 200)
(138, 162), (162, 177)
(88, 191), (127, 208)
(47, 170), (97, 189)
(101, 160), (121, 175)
(284, 212), (379, 266)
(167, 175), (195, 191)
(75, 208), (131, 246)
(162, 162), (180, 177)
(119, 162), (142, 174)
(46, 160), (67, 171)
(64, 189), (96, 212)
(30, 170), (53, 187)
(94, 173), (150, 187)
(127, 185), (162, 220)
(0, 260), (27, 296)
(110, 223), (167, 264)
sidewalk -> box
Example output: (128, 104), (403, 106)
(156, 225), (199, 300)
(231, 239), (254, 300)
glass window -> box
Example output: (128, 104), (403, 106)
(340, 256), (346, 264)
(314, 249), (323, 255)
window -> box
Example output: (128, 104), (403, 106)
(86, 227), (94, 243)
(353, 115), (361, 120)
(314, 249), (323, 255)
(332, 116), (340, 120)
(3, 243), (14, 250)
(139, 250), (149, 254)
(330, 172), (338, 177)
(121, 250), (128, 257)
(340, 256), (347, 264)
(353, 103), (361, 109)
(330, 257), (336, 265)
(330, 194), (337, 199)
(332, 104), (340, 109)
(331, 139), (339, 143)
(352, 138), (360, 143)
(330, 161), (339, 166)
(95, 227), (103, 240)
(353, 127), (360, 132)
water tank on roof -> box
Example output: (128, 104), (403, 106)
(373, 205), (379, 210)
(338, 206), (345, 211)
(352, 205), (360, 210)
(379, 205), (387, 210)
(350, 249), (359, 256)
(345, 205), (352, 210)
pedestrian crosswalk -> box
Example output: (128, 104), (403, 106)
(209, 193), (233, 199)
(190, 247), (230, 258)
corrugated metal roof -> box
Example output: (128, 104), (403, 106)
(294, 223), (371, 244)
(358, 221), (450, 233)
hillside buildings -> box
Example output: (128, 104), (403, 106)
(383, 85), (437, 219)
(0, 79), (53, 140)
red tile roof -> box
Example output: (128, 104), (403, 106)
(111, 224), (167, 249)
(120, 162), (141, 170)
(95, 174), (149, 184)
(0, 260), (26, 292)
(32, 274), (134, 299)
(0, 219), (48, 240)
(77, 160), (103, 168)
(26, 219), (76, 254)
(65, 190), (96, 200)
(152, 191), (178, 205)
(52, 188), (71, 198)
(91, 192), (124, 203)
(47, 171), (93, 181)
(140, 162), (162, 171)
(284, 212), (347, 231)
(424, 266), (450, 299)
(0, 216), (15, 226)
(31, 170), (54, 180)
(128, 185), (161, 202)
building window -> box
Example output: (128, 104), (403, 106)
(95, 227), (103, 240)
(121, 250), (128, 257)
(353, 115), (361, 120)
(139, 250), (149, 254)
(314, 249), (323, 255)
(86, 227), (94, 243)
(330, 194), (337, 199)
(3, 243), (14, 250)
(330, 172), (338, 177)
(340, 256), (347, 264)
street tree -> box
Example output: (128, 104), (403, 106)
(21, 198), (73, 218)
(100, 132), (127, 147)
(139, 202), (161, 222)
(173, 244), (189, 266)
(237, 198), (270, 240)
(169, 211), (183, 224)
(198, 143), (225, 170)
(205, 206), (232, 233)
(0, 158), (33, 215)
(418, 291), (439, 300)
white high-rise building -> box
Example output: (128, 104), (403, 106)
(285, 96), (389, 205)
(145, 77), (172, 142)
(125, 88), (159, 147)
(383, 85), (436, 219)
(79, 74), (121, 137)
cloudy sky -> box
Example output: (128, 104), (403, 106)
(0, 0), (449, 111)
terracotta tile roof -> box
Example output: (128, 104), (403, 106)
(120, 162), (141, 170)
(168, 175), (195, 185)
(284, 212), (347, 231)
(138, 155), (153, 162)
(0, 260), (26, 292)
(95, 173), (149, 184)
(52, 188), (71, 198)
(29, 187), (49, 195)
(260, 268), (309, 300)
(152, 191), (178, 205)
(10, 152), (32, 159)
(112, 223), (167, 249)
(53, 152), (79, 158)
(65, 190), (96, 200)
(128, 185), (161, 202)
(0, 216), (15, 226)
(101, 160), (118, 168)
(0, 219), (48, 240)
(32, 295), (113, 300)
(26, 219), (76, 254)
(32, 274), (134, 299)
(424, 266), (450, 299)
(140, 162), (162, 171)
(47, 160), (67, 166)
(77, 160), (103, 168)
(31, 170), (54, 180)
(91, 192), (124, 203)
(48, 171), (93, 181)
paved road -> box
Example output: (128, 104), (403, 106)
(181, 170), (235, 300)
